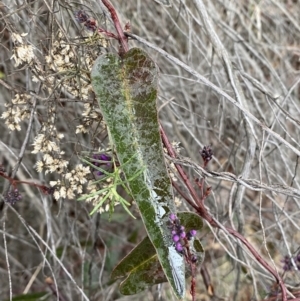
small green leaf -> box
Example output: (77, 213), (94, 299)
(111, 236), (156, 280)
(177, 212), (203, 231)
(119, 257), (166, 295)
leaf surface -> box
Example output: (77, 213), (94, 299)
(91, 48), (185, 297)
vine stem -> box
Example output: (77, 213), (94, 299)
(101, 0), (129, 54)
(160, 125), (288, 301)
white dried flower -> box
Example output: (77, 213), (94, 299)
(35, 161), (44, 173)
(1, 106), (28, 131)
(11, 33), (23, 44)
(11, 44), (35, 66)
(76, 125), (88, 134)
(59, 186), (66, 198)
(67, 187), (75, 199)
(50, 181), (58, 187)
(11, 94), (27, 104)
(76, 185), (83, 194)
(99, 203), (110, 214)
(32, 134), (46, 153)
(47, 141), (59, 152)
(1, 111), (10, 120)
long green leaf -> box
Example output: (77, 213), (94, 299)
(91, 48), (185, 298)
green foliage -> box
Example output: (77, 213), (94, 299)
(78, 155), (136, 219)
(111, 212), (204, 295)
(91, 48), (185, 298)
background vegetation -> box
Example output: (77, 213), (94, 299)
(0, 0), (300, 300)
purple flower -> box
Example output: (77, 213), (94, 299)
(169, 213), (177, 221)
(180, 231), (186, 238)
(175, 242), (183, 253)
(281, 255), (295, 271)
(92, 153), (111, 162)
(74, 10), (89, 23)
(99, 154), (111, 161)
(172, 234), (180, 242)
(91, 153), (112, 176)
(4, 189), (22, 205)
(187, 230), (197, 240)
(190, 230), (197, 236)
(201, 145), (213, 163)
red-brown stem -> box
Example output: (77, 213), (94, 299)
(0, 172), (51, 195)
(101, 0), (129, 53)
(160, 125), (288, 301)
(171, 180), (199, 211)
(200, 264), (214, 296)
(97, 27), (118, 39)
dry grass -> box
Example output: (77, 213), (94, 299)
(1, 0), (300, 300)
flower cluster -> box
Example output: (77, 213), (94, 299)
(200, 145), (213, 164)
(49, 164), (90, 199)
(4, 189), (22, 205)
(169, 213), (197, 254)
(1, 93), (32, 131)
(282, 254), (300, 271)
(75, 10), (98, 32)
(44, 31), (94, 101)
(3, 33), (38, 132)
(29, 29), (109, 200)
(75, 103), (105, 134)
(10, 32), (35, 67)
(36, 30), (106, 134)
(1, 13), (111, 205)
(32, 124), (67, 174)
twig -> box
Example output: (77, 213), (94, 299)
(101, 0), (128, 53)
(167, 155), (300, 199)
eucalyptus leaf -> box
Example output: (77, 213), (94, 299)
(91, 48), (185, 298)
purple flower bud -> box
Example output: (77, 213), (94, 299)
(100, 154), (111, 161)
(74, 10), (89, 23)
(180, 231), (186, 238)
(169, 213), (177, 221)
(180, 225), (185, 231)
(172, 234), (180, 242)
(171, 230), (177, 235)
(175, 242), (183, 252)
(201, 145), (213, 163)
(190, 230), (197, 237)
(187, 230), (197, 240)
(4, 188), (22, 205)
